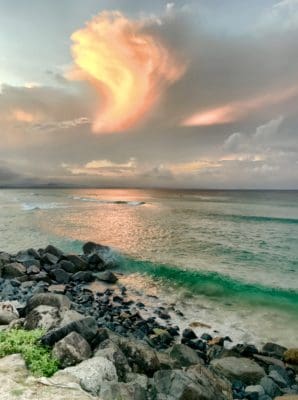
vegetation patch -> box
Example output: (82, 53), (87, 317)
(0, 329), (60, 376)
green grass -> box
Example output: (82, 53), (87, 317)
(0, 329), (60, 377)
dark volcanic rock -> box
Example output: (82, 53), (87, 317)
(26, 293), (71, 312)
(83, 241), (109, 255)
(96, 271), (118, 283)
(41, 252), (59, 265)
(44, 245), (64, 258)
(153, 364), (232, 400)
(41, 316), (98, 346)
(182, 328), (197, 340)
(53, 331), (92, 367)
(59, 260), (76, 273)
(2, 262), (26, 279)
(168, 343), (204, 368)
(49, 268), (71, 284)
(63, 254), (87, 271)
(262, 342), (287, 359)
(71, 271), (94, 283)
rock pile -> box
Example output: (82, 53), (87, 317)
(0, 243), (297, 400)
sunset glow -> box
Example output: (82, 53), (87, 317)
(70, 12), (185, 133)
(183, 86), (298, 126)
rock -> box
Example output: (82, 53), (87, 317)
(24, 305), (61, 331)
(26, 293), (71, 312)
(211, 356), (265, 385)
(125, 373), (148, 389)
(94, 339), (130, 381)
(0, 301), (19, 324)
(59, 309), (85, 326)
(168, 343), (204, 367)
(269, 364), (294, 386)
(118, 337), (160, 376)
(156, 351), (180, 369)
(284, 348), (298, 365)
(49, 268), (70, 284)
(44, 245), (64, 258)
(182, 328), (197, 340)
(58, 260), (76, 273)
(48, 284), (66, 294)
(262, 379), (282, 399)
(96, 271), (118, 283)
(268, 369), (288, 388)
(262, 342), (287, 359)
(55, 356), (117, 395)
(41, 252), (59, 265)
(2, 262), (26, 278)
(27, 265), (40, 274)
(253, 354), (285, 369)
(232, 343), (258, 357)
(53, 331), (92, 367)
(275, 396), (298, 400)
(71, 271), (94, 282)
(83, 241), (109, 255)
(41, 316), (98, 346)
(153, 363), (232, 400)
(88, 253), (106, 270)
(100, 382), (147, 400)
(0, 354), (98, 400)
(0, 252), (11, 264)
(201, 333), (213, 341)
(245, 385), (265, 397)
(208, 336), (225, 346)
(64, 254), (87, 271)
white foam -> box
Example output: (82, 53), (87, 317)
(21, 202), (68, 211)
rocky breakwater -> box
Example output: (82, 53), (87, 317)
(0, 242), (297, 400)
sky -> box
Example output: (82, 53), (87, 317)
(0, 0), (298, 189)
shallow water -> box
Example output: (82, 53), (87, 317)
(0, 188), (297, 346)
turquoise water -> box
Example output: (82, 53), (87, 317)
(0, 188), (297, 346)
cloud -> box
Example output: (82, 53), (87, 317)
(69, 11), (186, 133)
(63, 158), (137, 177)
(182, 87), (298, 127)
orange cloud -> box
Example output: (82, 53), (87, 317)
(12, 109), (36, 123)
(70, 11), (185, 133)
(183, 86), (298, 127)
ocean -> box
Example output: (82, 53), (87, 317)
(0, 188), (297, 347)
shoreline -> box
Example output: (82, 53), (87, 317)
(0, 242), (297, 399)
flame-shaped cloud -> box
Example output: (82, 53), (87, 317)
(70, 12), (185, 133)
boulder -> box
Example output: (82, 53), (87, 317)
(0, 301), (19, 325)
(49, 268), (70, 284)
(118, 337), (160, 376)
(64, 254), (87, 271)
(83, 241), (109, 255)
(44, 245), (64, 258)
(71, 271), (94, 282)
(53, 331), (92, 367)
(96, 271), (118, 283)
(2, 262), (26, 278)
(260, 375), (281, 398)
(211, 356), (265, 385)
(253, 354), (285, 369)
(0, 354), (97, 400)
(24, 305), (61, 331)
(125, 373), (148, 389)
(156, 351), (181, 370)
(94, 339), (130, 381)
(26, 293), (71, 312)
(153, 363), (232, 400)
(54, 356), (117, 395)
(100, 382), (147, 400)
(168, 343), (204, 367)
(0, 252), (11, 264)
(41, 252), (59, 265)
(41, 316), (98, 346)
(245, 385), (265, 397)
(275, 396), (298, 400)
(284, 348), (298, 365)
(58, 260), (76, 273)
(262, 342), (287, 359)
(59, 309), (85, 326)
